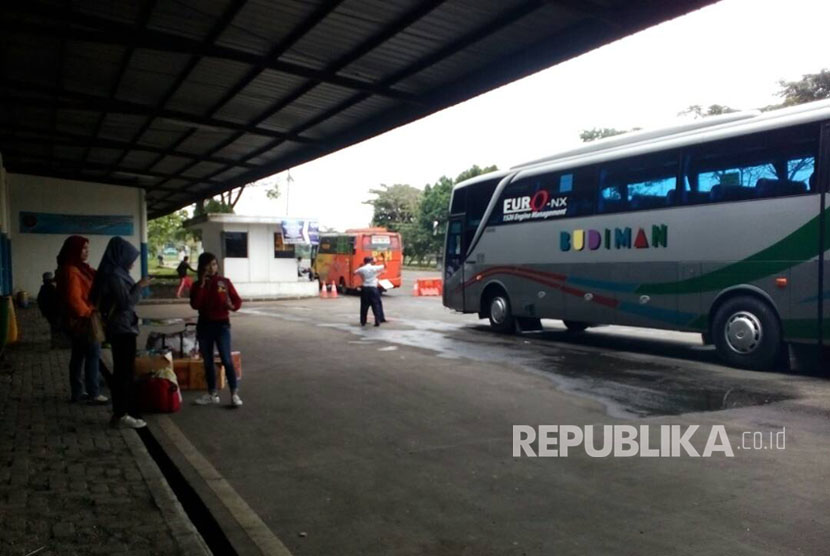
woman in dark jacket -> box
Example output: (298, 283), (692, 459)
(90, 237), (151, 429)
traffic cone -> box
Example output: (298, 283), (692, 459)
(319, 281), (328, 298)
(330, 281), (338, 298)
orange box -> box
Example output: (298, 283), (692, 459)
(173, 352), (241, 391)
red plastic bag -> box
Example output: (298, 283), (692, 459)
(137, 377), (182, 413)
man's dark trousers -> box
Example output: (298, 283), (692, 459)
(360, 286), (385, 325)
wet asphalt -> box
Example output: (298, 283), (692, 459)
(137, 273), (830, 556)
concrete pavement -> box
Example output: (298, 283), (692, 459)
(6, 282), (830, 556)
(0, 307), (209, 556)
(139, 292), (830, 556)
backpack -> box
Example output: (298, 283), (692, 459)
(37, 284), (60, 325)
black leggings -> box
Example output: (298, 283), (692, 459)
(110, 334), (139, 419)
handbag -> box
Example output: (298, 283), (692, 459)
(88, 310), (106, 343)
(67, 310), (106, 344)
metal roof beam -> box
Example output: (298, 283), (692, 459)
(107, 0), (248, 184)
(80, 0), (158, 165)
(203, 0), (348, 117)
(151, 0), (449, 205)
(154, 0), (545, 209)
(142, 1), (344, 197)
(0, 84), (317, 144)
(0, 128), (256, 170)
(0, 14), (418, 103)
(0, 147), (220, 188)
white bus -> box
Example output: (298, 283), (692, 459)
(443, 100), (830, 370)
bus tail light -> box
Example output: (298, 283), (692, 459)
(775, 277), (788, 288)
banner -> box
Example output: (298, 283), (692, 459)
(19, 212), (134, 235)
(280, 219), (319, 244)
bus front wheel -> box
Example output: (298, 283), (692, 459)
(487, 292), (515, 333)
(712, 296), (782, 371)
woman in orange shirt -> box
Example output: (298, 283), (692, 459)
(56, 236), (107, 404)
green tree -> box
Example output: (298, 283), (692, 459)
(775, 68), (830, 107)
(193, 198), (234, 216)
(364, 184), (422, 229)
(147, 210), (191, 256)
(679, 104), (737, 118)
(364, 165), (499, 265)
(416, 164), (499, 264)
(364, 184), (423, 262)
(579, 128), (627, 142)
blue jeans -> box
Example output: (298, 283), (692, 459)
(69, 338), (101, 401)
(197, 322), (238, 392)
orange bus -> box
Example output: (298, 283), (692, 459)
(314, 228), (403, 292)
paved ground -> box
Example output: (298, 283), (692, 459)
(135, 279), (830, 556)
(0, 307), (209, 556)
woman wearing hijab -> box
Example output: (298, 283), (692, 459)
(56, 235), (107, 404)
(90, 237), (152, 429)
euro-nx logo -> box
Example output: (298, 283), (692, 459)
(503, 190), (568, 222)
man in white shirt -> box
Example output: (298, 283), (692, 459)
(354, 256), (387, 326)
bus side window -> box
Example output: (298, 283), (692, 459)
(563, 167), (596, 217)
(451, 189), (467, 214)
(684, 124), (817, 204)
(597, 150), (678, 213)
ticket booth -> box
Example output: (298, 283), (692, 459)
(185, 214), (319, 299)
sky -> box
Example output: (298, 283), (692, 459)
(233, 0), (830, 231)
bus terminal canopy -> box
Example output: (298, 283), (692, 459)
(0, 0), (716, 218)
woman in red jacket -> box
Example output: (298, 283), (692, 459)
(189, 252), (243, 407)
(56, 235), (107, 404)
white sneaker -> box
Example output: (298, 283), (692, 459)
(231, 393), (243, 407)
(194, 393), (221, 405)
(120, 415), (147, 429)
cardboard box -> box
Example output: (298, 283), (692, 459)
(173, 352), (241, 391)
(135, 353), (174, 377)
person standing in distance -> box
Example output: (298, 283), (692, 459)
(175, 256), (196, 298)
(354, 256), (386, 326)
(190, 253), (243, 407)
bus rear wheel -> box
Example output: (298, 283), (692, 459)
(712, 296), (782, 371)
(563, 320), (589, 333)
(487, 291), (514, 333)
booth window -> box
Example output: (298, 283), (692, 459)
(223, 232), (248, 258)
(274, 233), (296, 258)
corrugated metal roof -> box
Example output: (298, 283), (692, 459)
(0, 0), (719, 217)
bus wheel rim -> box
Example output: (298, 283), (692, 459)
(724, 311), (762, 354)
(491, 297), (507, 325)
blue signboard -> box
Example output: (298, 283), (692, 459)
(19, 212), (134, 235)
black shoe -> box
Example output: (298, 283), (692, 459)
(374, 322), (380, 327)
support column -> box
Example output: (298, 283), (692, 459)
(139, 188), (149, 297)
